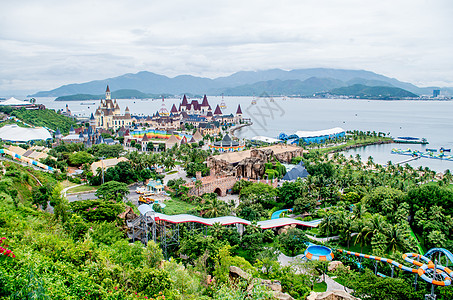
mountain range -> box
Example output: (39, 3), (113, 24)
(31, 68), (453, 98)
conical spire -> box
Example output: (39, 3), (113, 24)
(214, 104), (222, 115)
(170, 104), (178, 113)
(236, 104), (242, 114)
(201, 95), (209, 106)
(181, 95), (188, 106)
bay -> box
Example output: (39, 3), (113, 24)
(34, 96), (453, 172)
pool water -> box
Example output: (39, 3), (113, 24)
(306, 245), (332, 256)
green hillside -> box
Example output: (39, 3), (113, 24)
(55, 89), (173, 101)
(329, 84), (418, 98)
(9, 108), (77, 134)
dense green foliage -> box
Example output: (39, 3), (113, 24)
(10, 107), (77, 134)
(330, 84), (418, 98)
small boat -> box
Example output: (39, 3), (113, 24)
(440, 147), (451, 152)
(251, 96), (257, 105)
(426, 148), (437, 152)
(80, 102), (95, 105)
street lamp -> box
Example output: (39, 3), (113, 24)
(100, 156), (105, 184)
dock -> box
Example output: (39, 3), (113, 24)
(391, 148), (453, 162)
(395, 156), (421, 165)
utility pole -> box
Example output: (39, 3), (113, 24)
(100, 156), (105, 184)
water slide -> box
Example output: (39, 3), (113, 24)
(0, 148), (54, 171)
(338, 249), (453, 286)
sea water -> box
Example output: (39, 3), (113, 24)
(35, 96), (453, 172)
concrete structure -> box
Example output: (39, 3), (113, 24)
(207, 144), (306, 179)
(90, 157), (129, 173)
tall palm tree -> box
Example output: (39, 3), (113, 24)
(382, 223), (412, 253)
(202, 197), (227, 218)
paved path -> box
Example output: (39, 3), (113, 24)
(61, 183), (84, 198)
(163, 165), (189, 184)
(306, 234), (340, 243)
(325, 275), (353, 293)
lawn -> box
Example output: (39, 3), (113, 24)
(163, 197), (198, 215)
(313, 281), (327, 292)
(60, 180), (78, 189)
(67, 184), (99, 194)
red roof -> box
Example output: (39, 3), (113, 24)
(236, 104), (242, 114)
(191, 100), (199, 110)
(170, 104), (178, 113)
(214, 104), (222, 115)
(181, 95), (188, 106)
(201, 95), (209, 106)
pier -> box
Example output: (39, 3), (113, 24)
(395, 156), (421, 165)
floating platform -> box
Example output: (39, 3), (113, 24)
(393, 137), (428, 144)
(391, 148), (453, 161)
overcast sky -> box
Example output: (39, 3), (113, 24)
(1, 0), (452, 95)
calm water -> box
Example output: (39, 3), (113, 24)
(35, 96), (453, 172)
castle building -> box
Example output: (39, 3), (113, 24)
(94, 85), (133, 130)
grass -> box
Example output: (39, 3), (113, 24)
(163, 197), (197, 215)
(317, 136), (392, 154)
(67, 184), (99, 194)
(409, 227), (425, 255)
(329, 237), (373, 254)
(167, 170), (178, 175)
(313, 281), (327, 292)
(60, 180), (78, 189)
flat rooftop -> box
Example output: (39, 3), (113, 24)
(212, 144), (304, 164)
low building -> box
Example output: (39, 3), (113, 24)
(209, 134), (245, 153)
(90, 157), (129, 173)
(279, 127), (346, 144)
(146, 179), (164, 193)
(0, 124), (52, 143)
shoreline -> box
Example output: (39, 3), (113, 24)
(327, 139), (394, 154)
(229, 123), (252, 138)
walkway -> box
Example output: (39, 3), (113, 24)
(61, 183), (84, 198)
(325, 275), (352, 293)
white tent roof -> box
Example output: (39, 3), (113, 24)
(295, 127), (345, 138)
(0, 97), (29, 106)
(136, 204), (321, 229)
(250, 136), (282, 143)
(0, 124), (52, 142)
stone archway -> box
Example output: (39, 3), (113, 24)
(214, 187), (222, 196)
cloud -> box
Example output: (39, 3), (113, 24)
(0, 0), (452, 94)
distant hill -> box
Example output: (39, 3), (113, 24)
(221, 77), (345, 96)
(329, 84), (418, 98)
(30, 68), (444, 98)
(55, 89), (173, 101)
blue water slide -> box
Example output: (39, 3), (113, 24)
(424, 248), (453, 265)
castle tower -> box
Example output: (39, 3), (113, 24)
(55, 128), (62, 140)
(89, 113), (96, 128)
(105, 85), (111, 100)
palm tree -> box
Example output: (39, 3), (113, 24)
(353, 217), (371, 252)
(194, 180), (203, 196)
(382, 223), (412, 253)
(202, 197), (227, 218)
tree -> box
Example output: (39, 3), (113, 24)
(95, 181), (130, 202)
(68, 151), (94, 166)
(294, 196), (317, 215)
(201, 196), (228, 218)
(277, 227), (308, 256)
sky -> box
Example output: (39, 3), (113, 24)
(1, 0), (452, 95)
